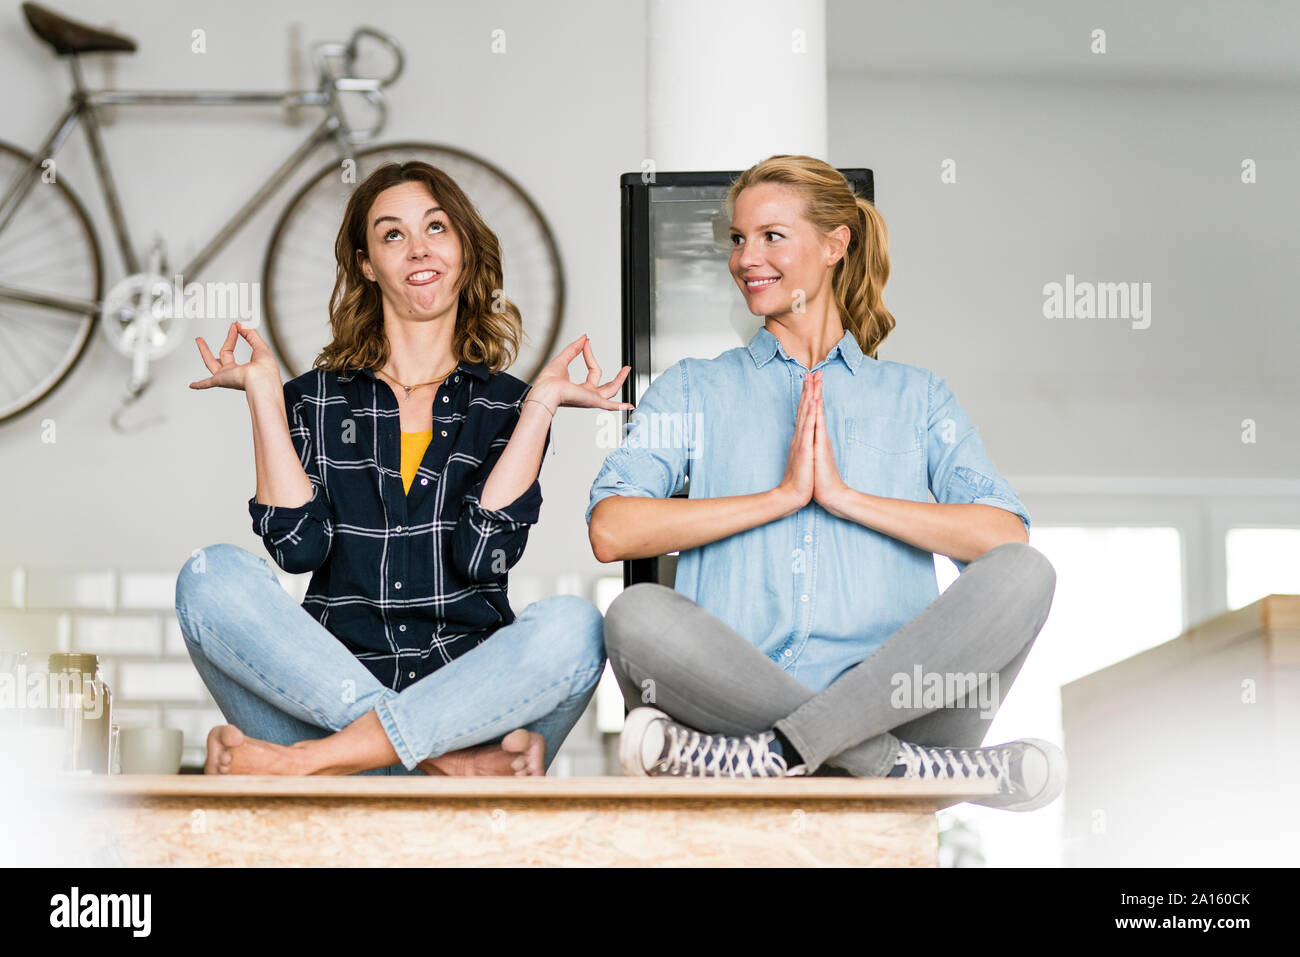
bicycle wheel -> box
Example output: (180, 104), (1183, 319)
(0, 140), (103, 425)
(262, 142), (563, 382)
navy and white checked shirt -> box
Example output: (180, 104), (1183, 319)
(248, 361), (550, 691)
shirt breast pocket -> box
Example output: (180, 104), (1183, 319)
(842, 415), (927, 501)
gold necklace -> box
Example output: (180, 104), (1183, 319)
(376, 360), (459, 400)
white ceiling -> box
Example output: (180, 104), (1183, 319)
(828, 0), (1300, 83)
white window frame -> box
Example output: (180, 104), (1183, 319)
(1014, 476), (1300, 631)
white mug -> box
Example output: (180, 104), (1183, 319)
(118, 727), (184, 775)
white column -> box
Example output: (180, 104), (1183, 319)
(646, 0), (827, 170)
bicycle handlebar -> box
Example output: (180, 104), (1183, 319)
(310, 27), (404, 91)
(306, 26), (403, 143)
(345, 27), (405, 90)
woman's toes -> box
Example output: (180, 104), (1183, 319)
(204, 724), (260, 775)
(500, 728), (531, 753)
(500, 727), (548, 773)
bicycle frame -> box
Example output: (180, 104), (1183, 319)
(0, 27), (402, 318)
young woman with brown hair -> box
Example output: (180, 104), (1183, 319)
(177, 161), (629, 776)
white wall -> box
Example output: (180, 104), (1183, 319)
(825, 4), (1300, 489)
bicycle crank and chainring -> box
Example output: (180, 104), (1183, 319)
(100, 272), (189, 390)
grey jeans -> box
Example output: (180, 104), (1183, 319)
(603, 542), (1057, 776)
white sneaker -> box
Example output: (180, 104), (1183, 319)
(620, 707), (807, 778)
(892, 737), (1067, 812)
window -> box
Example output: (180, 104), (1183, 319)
(1225, 527), (1300, 610)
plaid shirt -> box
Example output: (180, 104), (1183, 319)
(248, 361), (550, 691)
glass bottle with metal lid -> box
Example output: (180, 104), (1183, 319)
(48, 653), (113, 773)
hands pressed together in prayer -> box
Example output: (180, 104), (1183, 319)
(776, 369), (852, 516)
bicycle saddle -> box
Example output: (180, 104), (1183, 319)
(21, 2), (137, 56)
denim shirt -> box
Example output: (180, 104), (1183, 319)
(586, 325), (1029, 694)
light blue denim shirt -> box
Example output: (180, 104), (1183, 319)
(586, 325), (1030, 694)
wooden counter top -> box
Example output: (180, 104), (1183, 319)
(51, 772), (998, 802)
(41, 772), (995, 866)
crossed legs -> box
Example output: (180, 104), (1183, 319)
(604, 542), (1056, 776)
(174, 544), (606, 776)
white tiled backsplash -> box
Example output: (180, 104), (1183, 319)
(0, 566), (624, 774)
(73, 616), (164, 656)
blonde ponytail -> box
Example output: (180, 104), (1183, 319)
(839, 195), (895, 359)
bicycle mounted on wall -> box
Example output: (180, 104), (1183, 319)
(0, 3), (564, 430)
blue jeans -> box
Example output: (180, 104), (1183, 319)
(173, 543), (606, 775)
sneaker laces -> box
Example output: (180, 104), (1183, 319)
(656, 723), (798, 778)
(897, 740), (1014, 793)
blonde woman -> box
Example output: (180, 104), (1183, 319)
(177, 161), (629, 776)
(589, 155), (1064, 810)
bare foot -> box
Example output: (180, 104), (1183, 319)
(416, 728), (546, 776)
(203, 724), (311, 775)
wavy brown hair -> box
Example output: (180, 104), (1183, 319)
(724, 154), (895, 358)
(314, 161), (523, 374)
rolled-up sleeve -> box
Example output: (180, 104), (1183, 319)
(926, 371), (1030, 537)
(450, 399), (550, 583)
(248, 385), (336, 574)
(585, 360), (692, 525)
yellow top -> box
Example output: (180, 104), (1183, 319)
(400, 429), (434, 494)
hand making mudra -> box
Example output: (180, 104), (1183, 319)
(524, 333), (635, 420)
